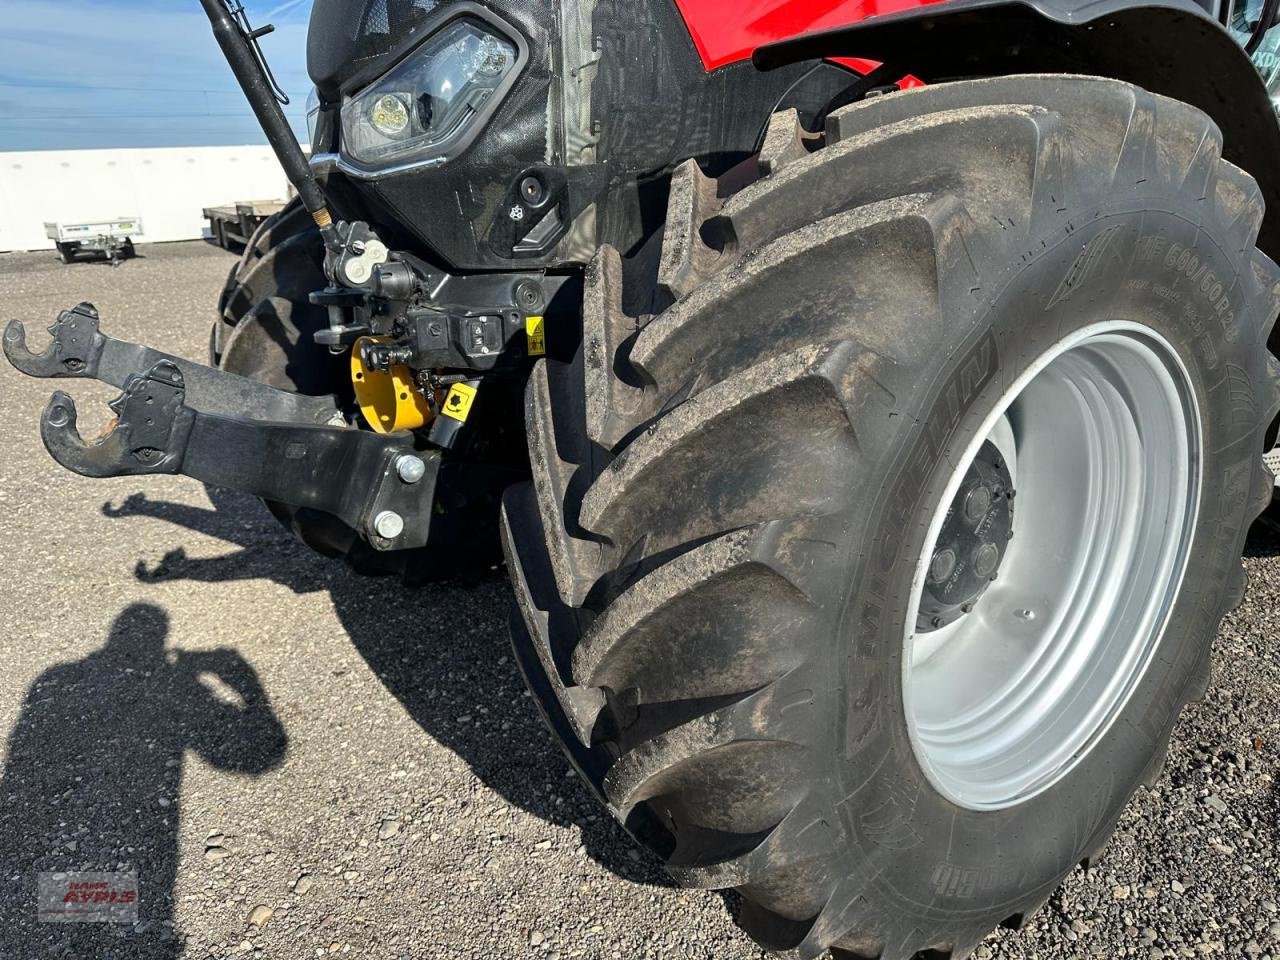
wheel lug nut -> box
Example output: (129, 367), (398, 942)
(928, 548), (957, 584)
(973, 542), (1000, 578)
(964, 486), (992, 522)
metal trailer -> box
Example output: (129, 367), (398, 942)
(44, 218), (140, 266)
(202, 200), (286, 251)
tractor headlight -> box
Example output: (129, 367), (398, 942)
(339, 16), (522, 170)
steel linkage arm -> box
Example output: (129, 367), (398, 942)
(4, 302), (339, 424)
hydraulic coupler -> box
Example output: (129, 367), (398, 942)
(4, 303), (436, 551)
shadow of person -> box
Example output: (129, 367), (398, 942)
(101, 488), (671, 888)
(0, 602), (288, 958)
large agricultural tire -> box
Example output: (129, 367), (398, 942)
(501, 75), (1280, 958)
(211, 197), (323, 374)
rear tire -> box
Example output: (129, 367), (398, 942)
(502, 75), (1280, 957)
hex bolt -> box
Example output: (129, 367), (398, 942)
(373, 510), (405, 539)
(395, 454), (426, 484)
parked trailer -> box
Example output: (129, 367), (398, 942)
(44, 218), (140, 265)
(203, 200), (285, 251)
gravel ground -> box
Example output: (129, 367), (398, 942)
(0, 240), (1277, 960)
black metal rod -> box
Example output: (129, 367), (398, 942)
(197, 0), (337, 244)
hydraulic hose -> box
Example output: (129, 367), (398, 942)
(1246, 0), (1280, 54)
(197, 0), (340, 250)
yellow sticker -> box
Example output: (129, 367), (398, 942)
(525, 315), (546, 356)
(441, 382), (477, 422)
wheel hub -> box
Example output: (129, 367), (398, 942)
(918, 440), (1013, 632)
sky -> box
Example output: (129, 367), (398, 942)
(0, 0), (315, 151)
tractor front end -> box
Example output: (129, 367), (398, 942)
(7, 0), (1280, 956)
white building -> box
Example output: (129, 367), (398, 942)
(0, 146), (291, 252)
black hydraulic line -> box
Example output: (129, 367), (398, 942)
(1247, 0), (1280, 53)
(197, 0), (340, 251)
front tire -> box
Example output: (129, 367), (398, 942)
(502, 75), (1280, 957)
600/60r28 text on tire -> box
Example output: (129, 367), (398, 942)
(501, 75), (1280, 958)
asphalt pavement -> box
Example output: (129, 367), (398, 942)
(0, 240), (1277, 960)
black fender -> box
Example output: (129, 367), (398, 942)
(754, 0), (1280, 257)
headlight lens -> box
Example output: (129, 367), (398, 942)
(369, 94), (412, 136)
(340, 18), (518, 168)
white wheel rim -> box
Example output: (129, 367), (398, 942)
(903, 321), (1202, 811)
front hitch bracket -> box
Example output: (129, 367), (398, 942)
(42, 361), (195, 478)
(8, 305), (435, 551)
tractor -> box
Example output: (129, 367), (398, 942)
(7, 0), (1280, 955)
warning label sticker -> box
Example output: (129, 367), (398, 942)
(441, 382), (477, 422)
(525, 315), (546, 356)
